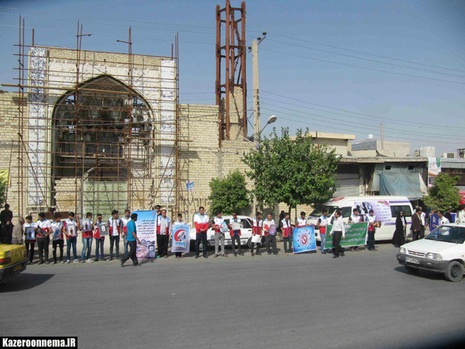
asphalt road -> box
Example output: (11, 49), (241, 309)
(1, 243), (465, 349)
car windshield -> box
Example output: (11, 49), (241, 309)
(425, 226), (465, 244)
(310, 205), (338, 217)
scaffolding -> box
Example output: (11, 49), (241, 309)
(4, 16), (181, 218)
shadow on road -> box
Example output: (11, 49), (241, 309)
(394, 266), (445, 281)
(0, 273), (54, 292)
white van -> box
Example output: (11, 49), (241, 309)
(307, 196), (414, 242)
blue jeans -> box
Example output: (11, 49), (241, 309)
(123, 235), (129, 258)
(95, 238), (104, 260)
(195, 232), (207, 257)
(67, 237), (77, 260)
(110, 235), (120, 259)
(81, 237), (92, 260)
(320, 233), (327, 252)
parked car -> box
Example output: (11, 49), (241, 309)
(0, 243), (28, 283)
(189, 215), (254, 250)
(307, 196), (414, 242)
(396, 223), (465, 282)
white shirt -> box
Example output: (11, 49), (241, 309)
(458, 210), (465, 224)
(366, 214), (376, 224)
(51, 221), (63, 240)
(350, 214), (362, 223)
(330, 216), (346, 237)
(109, 217), (122, 236)
(213, 216), (225, 230)
(173, 220), (185, 226)
(36, 219), (51, 233)
(80, 218), (93, 232)
(194, 213), (209, 224)
(281, 218), (292, 229)
(420, 212), (426, 226)
(65, 218), (78, 237)
(318, 215), (328, 227)
(122, 217), (130, 227)
(439, 217), (450, 226)
(264, 219), (276, 234)
(297, 217), (307, 227)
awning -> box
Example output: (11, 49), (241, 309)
(379, 172), (427, 200)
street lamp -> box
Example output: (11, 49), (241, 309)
(257, 115), (277, 144)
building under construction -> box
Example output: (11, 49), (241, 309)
(0, 1), (254, 221)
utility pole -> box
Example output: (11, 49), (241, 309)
(380, 123), (385, 150)
(252, 39), (260, 141)
(249, 32), (266, 141)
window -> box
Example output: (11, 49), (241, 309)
(385, 166), (392, 170)
(408, 166), (414, 170)
(341, 207), (352, 218)
(391, 205), (412, 218)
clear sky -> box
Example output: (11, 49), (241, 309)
(1, 0), (464, 155)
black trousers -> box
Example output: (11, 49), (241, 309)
(367, 229), (376, 250)
(157, 234), (169, 257)
(1, 224), (12, 244)
(412, 230), (420, 241)
(251, 241), (261, 255)
(37, 237), (49, 262)
(332, 231), (344, 256)
(195, 232), (207, 257)
(231, 234), (242, 254)
(25, 241), (35, 263)
(265, 235), (277, 254)
(53, 239), (64, 262)
(122, 240), (138, 265)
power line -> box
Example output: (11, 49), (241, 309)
(267, 38), (465, 79)
(261, 48), (465, 86)
(269, 32), (465, 74)
(260, 90), (465, 131)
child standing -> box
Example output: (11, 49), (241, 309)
(51, 214), (64, 264)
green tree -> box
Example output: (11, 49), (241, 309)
(208, 170), (250, 215)
(243, 128), (340, 212)
(423, 173), (461, 211)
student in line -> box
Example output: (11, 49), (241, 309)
(35, 212), (51, 265)
(81, 212), (94, 263)
(108, 210), (123, 261)
(229, 212), (243, 257)
(264, 213), (278, 255)
(64, 212), (80, 263)
(366, 209), (379, 251)
(281, 213), (293, 254)
(24, 216), (35, 264)
(213, 212), (227, 258)
(251, 212), (263, 256)
(296, 211), (307, 227)
(173, 213), (186, 259)
(194, 206), (209, 259)
(329, 209), (345, 258)
(51, 214), (64, 264)
(316, 209), (329, 254)
(94, 214), (107, 262)
(156, 209), (171, 258)
(122, 209), (131, 259)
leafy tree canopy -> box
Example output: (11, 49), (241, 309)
(423, 173), (461, 211)
(208, 170), (250, 215)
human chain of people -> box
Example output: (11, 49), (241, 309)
(2, 203), (464, 266)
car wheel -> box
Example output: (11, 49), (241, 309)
(444, 261), (464, 282)
(405, 266), (420, 274)
(247, 238), (252, 249)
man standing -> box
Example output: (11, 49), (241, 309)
(94, 214), (107, 262)
(35, 212), (51, 265)
(80, 212), (94, 263)
(411, 208), (423, 241)
(281, 213), (293, 254)
(64, 212), (80, 263)
(11, 217), (24, 245)
(156, 209), (171, 258)
(458, 206), (465, 224)
(213, 212), (227, 258)
(24, 216), (35, 264)
(122, 209), (131, 259)
(438, 211), (450, 227)
(419, 207), (426, 238)
(366, 209), (378, 251)
(251, 212), (263, 256)
(229, 212), (243, 257)
(296, 211), (307, 228)
(430, 209), (440, 230)
(194, 206), (209, 259)
(264, 213), (278, 255)
(108, 210), (123, 261)
(316, 209), (329, 254)
(173, 213), (186, 259)
(329, 209), (346, 258)
(51, 215), (64, 264)
(0, 203), (13, 244)
(121, 213), (141, 267)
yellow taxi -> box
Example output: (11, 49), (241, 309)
(0, 244), (28, 282)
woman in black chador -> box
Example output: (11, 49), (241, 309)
(392, 211), (407, 247)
